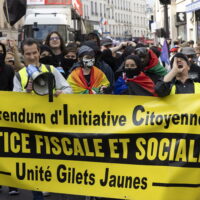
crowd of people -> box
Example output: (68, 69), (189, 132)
(1, 31), (200, 200)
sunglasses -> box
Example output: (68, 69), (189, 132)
(50, 37), (60, 41)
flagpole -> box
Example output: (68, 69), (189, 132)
(4, 0), (12, 40)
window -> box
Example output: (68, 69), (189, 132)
(100, 3), (102, 17)
(91, 1), (94, 15)
(95, 2), (98, 16)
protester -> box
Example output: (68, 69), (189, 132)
(150, 46), (162, 59)
(100, 38), (113, 51)
(188, 40), (194, 48)
(135, 47), (168, 83)
(13, 38), (72, 95)
(181, 47), (200, 82)
(100, 38), (117, 72)
(195, 46), (200, 66)
(85, 32), (101, 47)
(114, 55), (157, 96)
(0, 43), (19, 195)
(39, 44), (56, 66)
(81, 40), (115, 86)
(12, 38), (73, 200)
(5, 51), (15, 69)
(114, 45), (136, 79)
(173, 40), (180, 47)
(7, 39), (24, 71)
(67, 45), (110, 94)
(169, 47), (178, 60)
(101, 40), (136, 71)
(60, 47), (78, 78)
(155, 53), (200, 96)
(0, 43), (14, 91)
(44, 31), (66, 67)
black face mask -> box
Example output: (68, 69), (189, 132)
(61, 58), (77, 69)
(0, 53), (5, 65)
(125, 68), (141, 78)
(40, 56), (55, 66)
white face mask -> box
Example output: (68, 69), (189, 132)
(82, 57), (95, 68)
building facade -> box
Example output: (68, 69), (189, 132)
(0, 0), (149, 41)
(82, 0), (148, 40)
(0, 0), (24, 40)
(155, 0), (200, 44)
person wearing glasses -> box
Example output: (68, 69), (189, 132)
(44, 31), (66, 67)
(114, 55), (157, 96)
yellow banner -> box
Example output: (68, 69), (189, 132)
(0, 91), (200, 200)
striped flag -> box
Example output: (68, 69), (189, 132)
(100, 17), (108, 25)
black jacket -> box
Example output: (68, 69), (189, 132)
(155, 78), (195, 97)
(188, 63), (200, 82)
(0, 64), (14, 91)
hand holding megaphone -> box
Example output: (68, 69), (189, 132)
(26, 64), (38, 93)
(26, 64), (55, 96)
(26, 64), (40, 79)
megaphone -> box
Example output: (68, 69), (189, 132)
(26, 65), (55, 96)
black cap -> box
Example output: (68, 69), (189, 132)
(100, 38), (113, 46)
(170, 53), (189, 67)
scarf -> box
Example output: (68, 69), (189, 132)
(67, 66), (110, 94)
(144, 49), (159, 71)
(126, 72), (157, 96)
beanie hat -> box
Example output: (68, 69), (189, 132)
(78, 45), (95, 57)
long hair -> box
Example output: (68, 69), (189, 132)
(0, 42), (6, 63)
(44, 31), (66, 52)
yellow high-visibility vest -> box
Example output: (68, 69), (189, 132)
(170, 82), (200, 94)
(17, 64), (54, 92)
